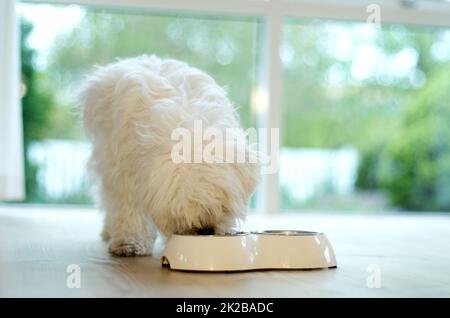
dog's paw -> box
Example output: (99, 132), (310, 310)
(108, 236), (152, 257)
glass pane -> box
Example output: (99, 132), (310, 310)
(18, 2), (259, 204)
(281, 19), (450, 212)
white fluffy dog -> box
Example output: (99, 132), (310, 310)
(80, 55), (258, 256)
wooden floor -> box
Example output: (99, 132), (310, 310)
(0, 205), (449, 297)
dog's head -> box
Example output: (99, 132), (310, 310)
(146, 156), (258, 237)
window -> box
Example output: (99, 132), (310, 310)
(6, 0), (450, 213)
(18, 2), (259, 204)
(281, 19), (450, 212)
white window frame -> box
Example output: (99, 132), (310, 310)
(0, 0), (24, 201)
(17, 0), (450, 213)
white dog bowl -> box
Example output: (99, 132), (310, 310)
(161, 230), (337, 271)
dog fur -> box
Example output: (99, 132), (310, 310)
(80, 55), (258, 256)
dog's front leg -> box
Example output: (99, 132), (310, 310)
(107, 208), (156, 257)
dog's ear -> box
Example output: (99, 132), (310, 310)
(78, 71), (105, 139)
(78, 65), (120, 140)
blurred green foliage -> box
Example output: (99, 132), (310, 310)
(282, 22), (442, 150)
(21, 19), (55, 201)
(282, 21), (450, 211)
(380, 64), (450, 211)
(48, 10), (259, 129)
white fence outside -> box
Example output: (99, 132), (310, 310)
(280, 147), (359, 203)
(29, 140), (359, 203)
(28, 140), (91, 198)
